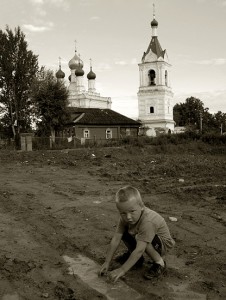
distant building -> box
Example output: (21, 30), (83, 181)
(56, 52), (112, 109)
(55, 52), (140, 139)
(137, 6), (174, 136)
(61, 107), (140, 140)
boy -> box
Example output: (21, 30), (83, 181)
(99, 185), (175, 282)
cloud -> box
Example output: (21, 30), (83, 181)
(197, 0), (226, 6)
(173, 56), (226, 66)
(29, 0), (70, 10)
(90, 16), (100, 21)
(131, 58), (138, 65)
(49, 0), (69, 10)
(95, 63), (111, 72)
(79, 0), (93, 6)
(115, 60), (127, 66)
(195, 58), (226, 65)
(216, 0), (226, 6)
(112, 95), (138, 119)
(36, 6), (47, 16)
(22, 23), (54, 32)
(114, 58), (138, 66)
(30, 0), (44, 3)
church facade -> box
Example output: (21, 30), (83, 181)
(137, 10), (175, 136)
(55, 51), (140, 140)
(56, 50), (112, 109)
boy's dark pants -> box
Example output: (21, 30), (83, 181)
(122, 231), (162, 255)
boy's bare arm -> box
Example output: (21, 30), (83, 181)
(121, 240), (147, 273)
(109, 240), (147, 282)
(99, 232), (122, 276)
(105, 232), (123, 263)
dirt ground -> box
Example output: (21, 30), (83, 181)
(0, 145), (226, 300)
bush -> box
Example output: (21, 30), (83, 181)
(201, 133), (226, 145)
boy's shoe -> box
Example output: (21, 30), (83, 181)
(115, 252), (144, 268)
(143, 262), (166, 280)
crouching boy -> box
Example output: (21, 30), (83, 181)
(99, 185), (175, 282)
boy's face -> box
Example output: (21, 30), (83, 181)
(116, 197), (143, 225)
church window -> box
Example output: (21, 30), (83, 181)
(165, 70), (168, 86)
(83, 129), (90, 138)
(148, 69), (156, 86)
(106, 128), (112, 139)
(150, 106), (154, 113)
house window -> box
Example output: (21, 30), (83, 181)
(126, 128), (131, 136)
(106, 128), (112, 139)
(150, 106), (154, 113)
(83, 129), (90, 139)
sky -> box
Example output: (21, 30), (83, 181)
(0, 0), (226, 119)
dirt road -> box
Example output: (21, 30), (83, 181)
(0, 146), (225, 299)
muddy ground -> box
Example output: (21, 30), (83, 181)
(0, 145), (226, 300)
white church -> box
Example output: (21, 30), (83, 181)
(137, 8), (175, 136)
(55, 6), (175, 137)
(56, 50), (112, 110)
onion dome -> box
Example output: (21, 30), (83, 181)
(56, 68), (65, 79)
(87, 67), (96, 80)
(68, 51), (84, 70)
(75, 65), (84, 76)
(151, 18), (158, 27)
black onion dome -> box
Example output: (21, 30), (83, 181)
(75, 66), (84, 76)
(56, 69), (65, 79)
(151, 18), (158, 27)
(87, 68), (96, 80)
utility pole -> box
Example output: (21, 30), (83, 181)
(220, 123), (223, 135)
(200, 112), (203, 134)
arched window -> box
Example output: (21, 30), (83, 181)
(150, 106), (154, 114)
(165, 70), (168, 86)
(106, 128), (112, 139)
(83, 128), (90, 139)
(148, 69), (156, 86)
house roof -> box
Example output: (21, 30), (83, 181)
(67, 107), (141, 126)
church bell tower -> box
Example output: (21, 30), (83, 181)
(137, 5), (174, 136)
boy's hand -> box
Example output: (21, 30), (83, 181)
(99, 262), (109, 276)
(108, 268), (125, 283)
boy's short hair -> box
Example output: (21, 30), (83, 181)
(116, 185), (144, 207)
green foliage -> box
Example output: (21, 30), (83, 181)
(173, 97), (226, 134)
(30, 69), (70, 136)
(201, 133), (226, 145)
(173, 96), (205, 128)
(0, 26), (39, 141)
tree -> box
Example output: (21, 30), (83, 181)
(0, 26), (38, 146)
(30, 68), (70, 140)
(173, 97), (226, 134)
(173, 97), (206, 131)
(213, 111), (226, 134)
